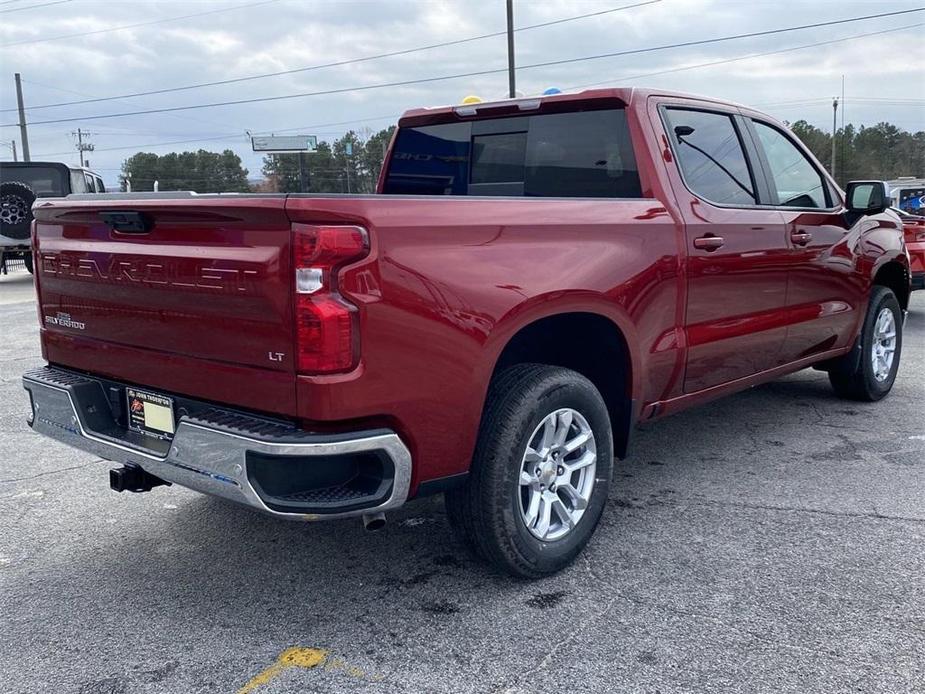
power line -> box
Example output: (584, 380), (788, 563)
(2, 0), (662, 112)
(28, 114), (398, 157)
(757, 96), (925, 107)
(26, 22), (922, 158)
(0, 0), (72, 13)
(4, 7), (921, 128)
(22, 77), (243, 132)
(0, 0), (281, 47)
(566, 21), (925, 90)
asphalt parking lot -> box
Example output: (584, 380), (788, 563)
(1, 267), (923, 694)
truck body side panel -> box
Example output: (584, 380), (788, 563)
(287, 195), (681, 486)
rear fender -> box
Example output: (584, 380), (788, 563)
(482, 291), (642, 424)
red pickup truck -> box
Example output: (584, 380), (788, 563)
(23, 88), (910, 577)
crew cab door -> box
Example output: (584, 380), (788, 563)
(743, 117), (859, 362)
(658, 104), (790, 393)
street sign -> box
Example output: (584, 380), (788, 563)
(251, 135), (317, 153)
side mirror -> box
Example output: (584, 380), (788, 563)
(845, 180), (890, 215)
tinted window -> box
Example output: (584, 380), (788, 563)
(95, 177), (106, 193)
(753, 122), (827, 208)
(471, 132), (527, 183)
(383, 108), (642, 198)
(525, 110), (640, 198)
(0, 164), (67, 196)
(385, 122), (469, 195)
(664, 108), (756, 205)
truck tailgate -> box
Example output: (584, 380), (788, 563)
(32, 195), (297, 416)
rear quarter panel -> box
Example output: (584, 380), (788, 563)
(287, 194), (682, 487)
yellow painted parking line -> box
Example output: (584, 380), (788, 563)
(237, 647), (328, 694)
(237, 646), (382, 693)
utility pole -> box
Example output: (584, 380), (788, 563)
(72, 128), (94, 168)
(11, 140), (16, 161)
(506, 0), (516, 98)
(831, 97), (839, 180)
(14, 73), (30, 162)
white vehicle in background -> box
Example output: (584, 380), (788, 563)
(887, 176), (925, 217)
(1, 161), (106, 274)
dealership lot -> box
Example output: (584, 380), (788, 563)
(1, 268), (923, 694)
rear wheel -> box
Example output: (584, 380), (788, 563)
(828, 286), (902, 401)
(23, 251), (33, 274)
(445, 364), (613, 578)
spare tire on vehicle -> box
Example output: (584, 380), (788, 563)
(1, 181), (36, 241)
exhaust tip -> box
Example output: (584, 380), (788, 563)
(362, 511), (386, 531)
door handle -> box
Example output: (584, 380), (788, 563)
(693, 234), (725, 251)
(790, 230), (812, 246)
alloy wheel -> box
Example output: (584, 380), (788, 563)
(518, 408), (597, 541)
(871, 307), (897, 382)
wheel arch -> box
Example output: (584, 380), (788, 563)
(871, 256), (910, 312)
(484, 297), (639, 459)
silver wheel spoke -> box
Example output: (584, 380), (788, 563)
(523, 448), (542, 464)
(534, 497), (552, 537)
(559, 483), (588, 511)
(540, 417), (556, 452)
(566, 450), (596, 472)
(553, 410), (572, 446)
(563, 430), (591, 454)
(520, 470), (534, 486)
(550, 497), (575, 530)
(524, 491), (540, 526)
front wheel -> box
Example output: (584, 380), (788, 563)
(445, 364), (613, 578)
(828, 286), (903, 401)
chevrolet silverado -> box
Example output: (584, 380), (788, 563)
(22, 88), (910, 577)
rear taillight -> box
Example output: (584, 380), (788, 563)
(293, 224), (369, 374)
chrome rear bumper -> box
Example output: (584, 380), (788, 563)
(23, 367), (412, 520)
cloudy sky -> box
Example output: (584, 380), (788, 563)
(1, 0), (922, 186)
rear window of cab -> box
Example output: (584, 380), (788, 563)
(383, 108), (642, 198)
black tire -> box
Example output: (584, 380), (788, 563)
(0, 181), (36, 241)
(828, 286), (903, 401)
(445, 364), (614, 578)
(23, 251), (33, 274)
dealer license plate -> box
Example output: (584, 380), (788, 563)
(126, 387), (176, 439)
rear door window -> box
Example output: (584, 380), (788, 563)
(752, 121), (829, 209)
(383, 108), (642, 198)
(663, 108), (757, 206)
